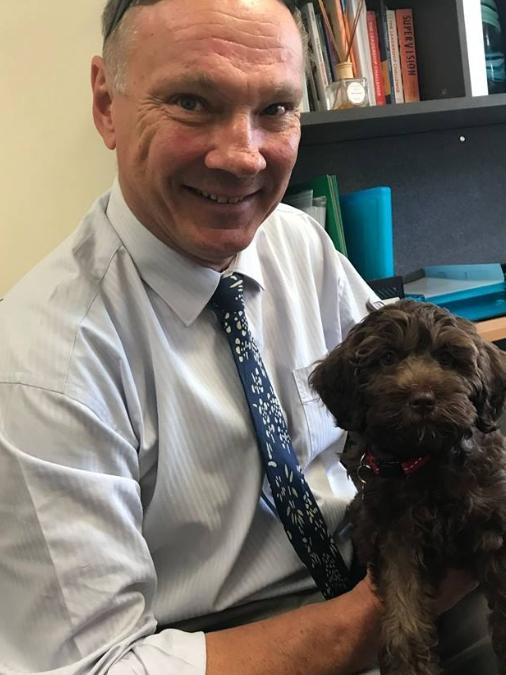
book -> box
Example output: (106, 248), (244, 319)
(366, 10), (386, 105)
(386, 9), (404, 103)
(288, 175), (348, 255)
(301, 3), (331, 110)
(305, 50), (320, 111)
(346, 0), (377, 105)
(461, 0), (488, 96)
(321, 7), (340, 79)
(396, 8), (420, 102)
(283, 188), (327, 227)
(375, 0), (394, 103)
(300, 74), (311, 113)
(316, 12), (334, 83)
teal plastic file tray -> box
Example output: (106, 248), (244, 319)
(403, 264), (506, 321)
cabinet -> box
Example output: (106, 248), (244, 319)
(291, 0), (506, 337)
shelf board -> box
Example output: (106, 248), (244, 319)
(300, 94), (506, 146)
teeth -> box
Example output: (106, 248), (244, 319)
(198, 190), (245, 204)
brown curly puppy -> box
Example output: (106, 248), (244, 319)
(310, 300), (506, 675)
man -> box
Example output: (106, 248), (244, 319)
(0, 0), (493, 673)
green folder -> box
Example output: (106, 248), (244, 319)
(288, 175), (348, 256)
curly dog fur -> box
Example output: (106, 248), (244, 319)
(310, 300), (506, 675)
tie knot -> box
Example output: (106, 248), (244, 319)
(210, 273), (245, 316)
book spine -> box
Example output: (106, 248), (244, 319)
(376, 0), (394, 103)
(396, 8), (420, 102)
(386, 9), (404, 103)
(461, 0), (488, 96)
(300, 73), (311, 113)
(366, 10), (386, 105)
(322, 8), (339, 80)
(302, 3), (331, 110)
(346, 0), (376, 105)
(354, 0), (377, 105)
(316, 12), (334, 83)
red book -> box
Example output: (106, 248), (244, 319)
(366, 10), (386, 106)
(396, 8), (420, 102)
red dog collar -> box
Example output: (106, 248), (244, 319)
(362, 450), (431, 478)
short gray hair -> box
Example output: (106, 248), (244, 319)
(101, 0), (307, 93)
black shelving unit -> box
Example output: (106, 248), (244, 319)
(299, 94), (506, 145)
(291, 1), (506, 278)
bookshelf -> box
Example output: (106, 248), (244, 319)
(291, 0), (506, 341)
(299, 93), (506, 145)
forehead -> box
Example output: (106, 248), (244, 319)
(125, 0), (304, 85)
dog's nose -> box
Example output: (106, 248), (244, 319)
(409, 391), (435, 413)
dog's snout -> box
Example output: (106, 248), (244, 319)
(409, 390), (435, 413)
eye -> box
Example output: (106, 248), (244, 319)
(262, 102), (295, 117)
(379, 350), (397, 366)
(171, 94), (206, 112)
(437, 350), (455, 368)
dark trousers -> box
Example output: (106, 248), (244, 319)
(361, 588), (497, 674)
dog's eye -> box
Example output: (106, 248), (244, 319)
(437, 350), (454, 367)
(380, 351), (397, 366)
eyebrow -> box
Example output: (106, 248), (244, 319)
(153, 72), (303, 101)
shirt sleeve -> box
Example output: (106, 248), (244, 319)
(0, 382), (206, 674)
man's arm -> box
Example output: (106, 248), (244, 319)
(207, 568), (478, 675)
(0, 382), (206, 673)
(207, 577), (380, 675)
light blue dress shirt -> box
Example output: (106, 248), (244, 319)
(0, 180), (376, 673)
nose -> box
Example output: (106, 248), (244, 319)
(205, 114), (267, 177)
(409, 390), (436, 414)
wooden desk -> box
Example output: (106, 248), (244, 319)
(476, 316), (506, 342)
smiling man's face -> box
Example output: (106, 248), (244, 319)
(92, 0), (304, 270)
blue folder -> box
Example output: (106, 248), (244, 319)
(404, 263), (506, 321)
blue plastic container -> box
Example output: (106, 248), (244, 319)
(339, 186), (394, 281)
(404, 263), (506, 321)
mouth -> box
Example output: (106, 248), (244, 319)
(367, 414), (468, 456)
(185, 186), (257, 205)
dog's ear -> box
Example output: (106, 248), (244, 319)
(474, 338), (506, 432)
(309, 337), (365, 432)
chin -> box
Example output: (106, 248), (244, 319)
(192, 226), (259, 263)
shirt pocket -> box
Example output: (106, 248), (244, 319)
(292, 363), (343, 469)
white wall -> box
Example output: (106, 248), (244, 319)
(1, 1), (116, 296)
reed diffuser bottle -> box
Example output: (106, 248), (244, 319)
(327, 61), (369, 110)
(316, 0), (370, 110)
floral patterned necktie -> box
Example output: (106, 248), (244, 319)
(209, 272), (351, 599)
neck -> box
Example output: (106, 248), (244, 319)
(364, 447), (432, 478)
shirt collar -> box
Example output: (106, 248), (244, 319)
(106, 178), (265, 326)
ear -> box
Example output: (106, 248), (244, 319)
(309, 339), (365, 432)
(91, 56), (117, 150)
(474, 339), (506, 432)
